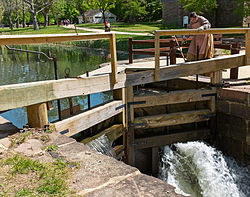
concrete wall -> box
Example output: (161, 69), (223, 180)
(217, 87), (250, 164)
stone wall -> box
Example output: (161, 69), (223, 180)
(216, 87), (250, 164)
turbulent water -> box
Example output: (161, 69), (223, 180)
(86, 135), (116, 158)
(159, 141), (250, 197)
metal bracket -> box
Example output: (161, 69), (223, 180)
(202, 93), (217, 97)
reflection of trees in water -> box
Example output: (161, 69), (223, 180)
(0, 44), (114, 127)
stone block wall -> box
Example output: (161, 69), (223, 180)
(216, 87), (250, 164)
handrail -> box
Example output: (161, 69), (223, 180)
(154, 28), (250, 81)
(0, 33), (118, 85)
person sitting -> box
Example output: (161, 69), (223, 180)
(185, 12), (214, 61)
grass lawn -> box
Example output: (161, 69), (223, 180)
(77, 21), (164, 34)
(0, 25), (89, 35)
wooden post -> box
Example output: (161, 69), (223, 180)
(27, 103), (48, 128)
(246, 30), (250, 65)
(129, 37), (133, 64)
(230, 42), (240, 79)
(152, 147), (159, 177)
(170, 39), (177, 65)
(154, 32), (160, 81)
(109, 33), (117, 85)
(125, 86), (135, 166)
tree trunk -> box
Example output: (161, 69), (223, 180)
(16, 0), (19, 28)
(8, 11), (13, 31)
(32, 11), (39, 30)
(43, 12), (49, 27)
(102, 10), (106, 24)
(22, 0), (26, 28)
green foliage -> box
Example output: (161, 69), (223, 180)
(2, 154), (73, 196)
(234, 0), (250, 18)
(15, 188), (35, 197)
(45, 145), (58, 151)
(178, 0), (217, 14)
(5, 155), (45, 174)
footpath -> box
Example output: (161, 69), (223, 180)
(63, 24), (154, 36)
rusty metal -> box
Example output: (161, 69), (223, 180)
(65, 68), (74, 115)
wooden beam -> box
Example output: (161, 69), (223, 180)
(134, 109), (212, 129)
(0, 71), (126, 111)
(133, 89), (216, 108)
(126, 86), (135, 166)
(0, 33), (112, 45)
(133, 129), (211, 149)
(152, 147), (159, 177)
(126, 54), (245, 86)
(54, 100), (123, 137)
(109, 33), (117, 85)
(246, 30), (250, 65)
(27, 103), (48, 128)
(81, 124), (123, 144)
(154, 32), (160, 81)
(0, 54), (245, 112)
(155, 28), (249, 36)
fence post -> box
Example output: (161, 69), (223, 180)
(230, 42), (240, 79)
(154, 31), (160, 81)
(110, 33), (117, 85)
(246, 30), (250, 65)
(27, 103), (48, 128)
(129, 37), (133, 64)
(169, 39), (177, 65)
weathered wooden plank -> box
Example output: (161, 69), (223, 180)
(246, 30), (250, 65)
(0, 54), (245, 112)
(0, 72), (126, 111)
(81, 124), (123, 144)
(133, 89), (216, 108)
(27, 103), (48, 128)
(126, 86), (135, 166)
(54, 100), (123, 137)
(152, 147), (159, 177)
(154, 32), (160, 81)
(126, 54), (245, 86)
(134, 109), (212, 129)
(110, 33), (117, 85)
(133, 129), (211, 149)
(0, 33), (112, 45)
(156, 28), (249, 36)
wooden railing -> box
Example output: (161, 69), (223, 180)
(0, 33), (118, 128)
(0, 28), (249, 135)
(154, 28), (250, 81)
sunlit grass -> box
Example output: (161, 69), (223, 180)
(0, 25), (89, 35)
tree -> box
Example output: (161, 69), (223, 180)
(178, 0), (217, 14)
(23, 0), (55, 30)
(234, 0), (250, 18)
(121, 0), (148, 23)
(72, 0), (92, 23)
(1, 0), (16, 30)
(92, 0), (116, 23)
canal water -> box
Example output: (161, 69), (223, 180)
(0, 44), (128, 128)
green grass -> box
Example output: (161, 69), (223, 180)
(1, 154), (76, 196)
(77, 21), (164, 34)
(0, 25), (89, 35)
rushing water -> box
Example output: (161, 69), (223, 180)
(0, 44), (129, 128)
(159, 141), (250, 197)
(86, 135), (116, 158)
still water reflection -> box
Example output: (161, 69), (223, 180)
(0, 44), (128, 128)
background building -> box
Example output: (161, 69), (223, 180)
(161, 0), (243, 28)
(83, 9), (117, 24)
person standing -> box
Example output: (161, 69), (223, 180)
(186, 12), (214, 61)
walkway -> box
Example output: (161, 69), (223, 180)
(64, 24), (153, 36)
